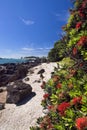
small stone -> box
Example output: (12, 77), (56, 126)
(42, 108), (49, 114)
(0, 103), (5, 110)
(0, 89), (3, 93)
(37, 69), (45, 74)
(25, 77), (29, 81)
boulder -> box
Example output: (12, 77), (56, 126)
(15, 65), (28, 79)
(6, 80), (32, 104)
(0, 75), (10, 86)
(37, 69), (45, 74)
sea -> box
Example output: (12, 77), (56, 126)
(0, 58), (28, 64)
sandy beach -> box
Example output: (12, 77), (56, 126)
(0, 62), (57, 130)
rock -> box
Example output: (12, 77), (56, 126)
(33, 80), (41, 83)
(40, 73), (44, 80)
(0, 89), (3, 93)
(15, 65), (28, 79)
(29, 69), (34, 74)
(6, 80), (32, 104)
(0, 103), (5, 110)
(42, 108), (49, 114)
(37, 69), (45, 74)
(0, 75), (10, 86)
(0, 62), (40, 87)
(0, 66), (6, 75)
(0, 64), (28, 87)
(24, 77), (29, 81)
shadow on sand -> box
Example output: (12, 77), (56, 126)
(16, 92), (36, 106)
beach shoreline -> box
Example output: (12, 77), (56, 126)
(0, 62), (57, 130)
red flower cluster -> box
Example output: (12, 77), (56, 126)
(73, 47), (77, 55)
(56, 83), (62, 89)
(72, 96), (82, 105)
(57, 102), (70, 116)
(82, 1), (87, 8)
(78, 8), (85, 18)
(76, 117), (87, 130)
(76, 22), (82, 29)
(77, 36), (87, 46)
(40, 116), (53, 129)
(43, 93), (49, 99)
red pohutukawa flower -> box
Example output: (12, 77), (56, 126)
(76, 117), (87, 130)
(77, 36), (87, 46)
(73, 47), (77, 55)
(56, 83), (62, 89)
(79, 12), (85, 17)
(43, 93), (49, 99)
(76, 22), (82, 29)
(57, 102), (70, 116)
(82, 1), (87, 8)
(78, 8), (85, 18)
(72, 96), (82, 105)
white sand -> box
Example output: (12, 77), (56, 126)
(0, 63), (57, 130)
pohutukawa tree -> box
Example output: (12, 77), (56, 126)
(30, 0), (87, 130)
(64, 0), (87, 72)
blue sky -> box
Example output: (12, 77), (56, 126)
(0, 0), (72, 58)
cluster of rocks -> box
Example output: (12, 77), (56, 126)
(0, 62), (41, 110)
(0, 62), (39, 87)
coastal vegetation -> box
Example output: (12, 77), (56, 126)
(48, 38), (67, 62)
(30, 0), (87, 129)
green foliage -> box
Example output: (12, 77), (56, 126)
(59, 57), (75, 67)
(48, 40), (66, 62)
(30, 127), (41, 130)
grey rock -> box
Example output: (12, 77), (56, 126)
(37, 69), (45, 74)
(6, 80), (32, 104)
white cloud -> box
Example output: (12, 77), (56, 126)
(37, 48), (43, 50)
(20, 18), (35, 25)
(0, 46), (52, 58)
(22, 47), (35, 51)
(54, 10), (70, 22)
(45, 47), (52, 50)
(22, 47), (52, 51)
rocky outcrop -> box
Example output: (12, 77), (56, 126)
(6, 80), (32, 104)
(0, 62), (41, 87)
(0, 64), (28, 86)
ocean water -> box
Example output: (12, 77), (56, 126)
(0, 58), (27, 64)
